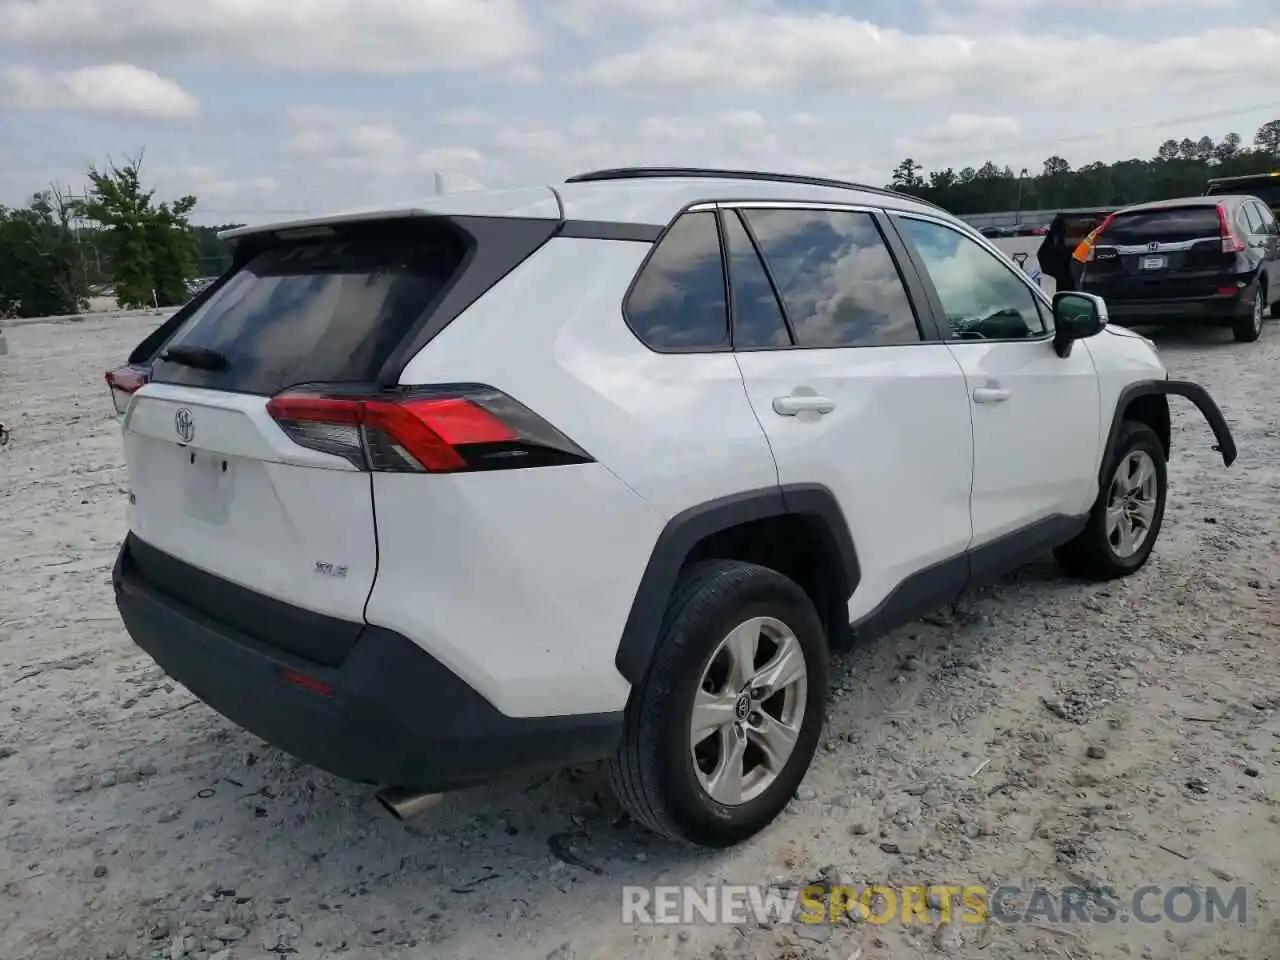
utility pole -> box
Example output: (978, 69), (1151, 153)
(57, 183), (102, 281)
(1013, 169), (1030, 226)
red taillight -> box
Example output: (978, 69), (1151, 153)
(1083, 216), (1115, 261)
(265, 385), (591, 474)
(105, 365), (149, 415)
(280, 669), (333, 697)
(1217, 205), (1246, 253)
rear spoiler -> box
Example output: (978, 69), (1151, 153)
(217, 187), (562, 246)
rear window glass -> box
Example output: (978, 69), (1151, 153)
(1098, 207), (1222, 245)
(1061, 215), (1108, 245)
(151, 226), (467, 395)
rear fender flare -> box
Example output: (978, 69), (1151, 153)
(613, 484), (860, 686)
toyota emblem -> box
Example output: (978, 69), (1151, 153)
(174, 407), (195, 443)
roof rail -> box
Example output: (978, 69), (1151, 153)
(563, 166), (948, 212)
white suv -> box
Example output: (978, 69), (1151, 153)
(106, 167), (1237, 848)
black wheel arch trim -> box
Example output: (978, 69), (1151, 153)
(614, 483), (860, 685)
(1101, 378), (1237, 487)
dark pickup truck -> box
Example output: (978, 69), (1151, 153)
(1205, 172), (1280, 215)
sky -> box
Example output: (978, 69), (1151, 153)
(2, 0), (1278, 225)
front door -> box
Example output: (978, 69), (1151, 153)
(890, 213), (1102, 553)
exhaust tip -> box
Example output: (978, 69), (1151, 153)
(375, 786), (442, 821)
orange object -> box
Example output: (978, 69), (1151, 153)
(1072, 213), (1117, 263)
(1072, 227), (1099, 263)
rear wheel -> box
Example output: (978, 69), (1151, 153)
(1054, 421), (1167, 580)
(1233, 286), (1265, 343)
(608, 560), (828, 847)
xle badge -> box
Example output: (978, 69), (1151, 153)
(314, 561), (349, 579)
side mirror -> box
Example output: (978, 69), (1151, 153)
(1053, 291), (1107, 358)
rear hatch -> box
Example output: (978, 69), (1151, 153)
(118, 219), (500, 665)
(1082, 205), (1239, 300)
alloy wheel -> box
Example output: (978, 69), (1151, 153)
(690, 616), (808, 806)
(1106, 449), (1158, 558)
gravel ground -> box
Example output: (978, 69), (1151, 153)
(2, 313), (1278, 960)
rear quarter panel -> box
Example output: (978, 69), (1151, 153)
(396, 236), (780, 518)
(384, 236), (780, 718)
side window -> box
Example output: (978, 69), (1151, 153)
(1259, 203), (1280, 234)
(742, 209), (922, 348)
(896, 217), (1047, 340)
(625, 211), (729, 351)
(722, 211), (792, 348)
(1249, 202), (1269, 234)
(1242, 203), (1262, 234)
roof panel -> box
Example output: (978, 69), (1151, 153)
(219, 174), (956, 242)
(555, 176), (943, 224)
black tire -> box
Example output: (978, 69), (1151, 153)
(1054, 421), (1167, 581)
(607, 559), (829, 847)
(1233, 286), (1265, 343)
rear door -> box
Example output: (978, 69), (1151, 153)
(727, 204), (976, 622)
(121, 221), (474, 650)
(1085, 205), (1233, 300)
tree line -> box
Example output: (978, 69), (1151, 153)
(0, 153), (239, 319)
(886, 120), (1280, 216)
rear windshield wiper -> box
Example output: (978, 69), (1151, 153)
(160, 344), (230, 371)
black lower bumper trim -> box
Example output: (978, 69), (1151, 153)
(1099, 297), (1248, 323)
(113, 535), (622, 791)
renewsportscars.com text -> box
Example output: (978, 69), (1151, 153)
(621, 883), (1248, 926)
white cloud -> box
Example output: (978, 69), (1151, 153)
(930, 114), (1021, 141)
(438, 108), (495, 127)
(2, 1), (1276, 222)
(893, 113), (1023, 162)
(151, 165), (279, 202)
(276, 106), (488, 205)
(0, 0), (539, 73)
(285, 107), (409, 162)
(0, 63), (199, 118)
(548, 0), (771, 35)
(1037, 0), (1237, 6)
(580, 14), (1278, 105)
(417, 146), (486, 168)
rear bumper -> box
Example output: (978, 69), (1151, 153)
(112, 534), (622, 791)
(1093, 293), (1251, 324)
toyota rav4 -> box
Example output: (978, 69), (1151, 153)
(106, 167), (1237, 848)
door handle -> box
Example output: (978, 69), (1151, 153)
(773, 395), (836, 416)
(972, 386), (1011, 404)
